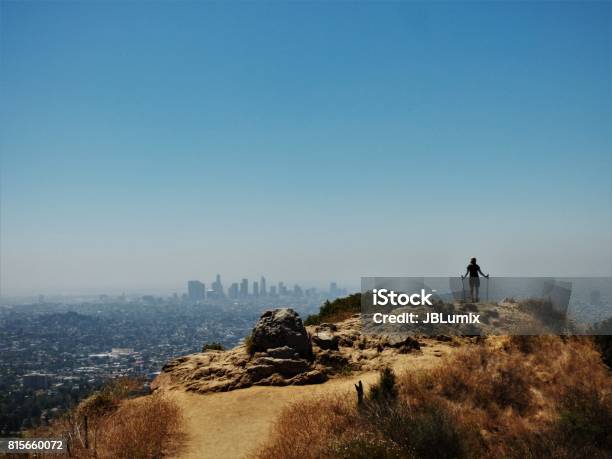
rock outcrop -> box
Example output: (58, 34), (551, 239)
(153, 308), (424, 394)
(250, 308), (312, 358)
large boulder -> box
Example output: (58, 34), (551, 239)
(251, 308), (312, 358)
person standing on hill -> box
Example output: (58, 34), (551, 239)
(462, 257), (489, 302)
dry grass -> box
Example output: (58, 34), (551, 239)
(255, 396), (357, 459)
(96, 392), (185, 458)
(256, 336), (612, 459)
(24, 378), (185, 458)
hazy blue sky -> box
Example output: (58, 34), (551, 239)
(1, 1), (611, 295)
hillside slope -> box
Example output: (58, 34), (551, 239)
(164, 339), (456, 459)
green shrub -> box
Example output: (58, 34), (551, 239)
(368, 368), (398, 403)
(202, 342), (224, 352)
(592, 317), (612, 369)
(77, 377), (143, 418)
(305, 293), (361, 325)
(375, 401), (468, 459)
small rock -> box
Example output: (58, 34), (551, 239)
(312, 330), (339, 350)
(290, 370), (328, 385)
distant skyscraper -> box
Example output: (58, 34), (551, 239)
(240, 278), (248, 297)
(187, 280), (206, 301)
(330, 282), (338, 295)
(212, 274), (224, 297)
(260, 276), (267, 297)
(253, 281), (259, 297)
(228, 282), (239, 299)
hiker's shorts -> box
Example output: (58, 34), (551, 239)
(469, 277), (480, 288)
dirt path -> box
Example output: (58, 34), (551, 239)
(167, 341), (455, 459)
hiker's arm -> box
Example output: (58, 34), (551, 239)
(462, 268), (469, 279)
(479, 268), (489, 278)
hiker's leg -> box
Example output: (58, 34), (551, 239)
(475, 285), (479, 302)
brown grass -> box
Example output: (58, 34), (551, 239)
(96, 392), (185, 458)
(256, 336), (612, 459)
(24, 378), (185, 458)
(255, 396), (357, 459)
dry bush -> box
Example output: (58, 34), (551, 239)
(244, 332), (255, 355)
(329, 434), (402, 459)
(77, 377), (144, 419)
(430, 344), (534, 415)
(507, 335), (541, 353)
(23, 378), (185, 458)
(256, 395), (358, 459)
(96, 392), (185, 459)
(256, 336), (612, 459)
(363, 398), (473, 459)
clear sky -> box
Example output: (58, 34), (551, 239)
(1, 1), (611, 296)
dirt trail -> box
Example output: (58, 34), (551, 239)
(167, 341), (455, 459)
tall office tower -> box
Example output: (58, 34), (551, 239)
(240, 278), (249, 297)
(278, 282), (288, 296)
(260, 276), (267, 297)
(330, 282), (338, 295)
(293, 284), (303, 297)
(212, 274), (224, 297)
(187, 280), (206, 301)
(253, 281), (259, 297)
(228, 282), (239, 299)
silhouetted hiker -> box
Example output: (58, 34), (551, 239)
(461, 257), (489, 302)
